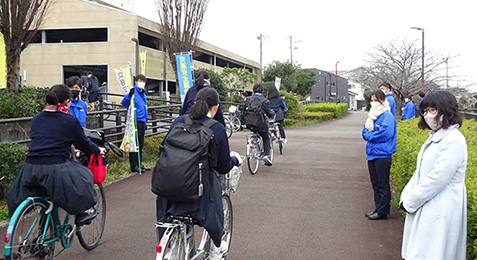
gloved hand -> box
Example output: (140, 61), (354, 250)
(129, 88), (135, 97)
(230, 151), (243, 166)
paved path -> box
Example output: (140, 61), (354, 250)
(3, 111), (405, 259)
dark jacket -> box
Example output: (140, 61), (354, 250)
(180, 85), (226, 126)
(156, 115), (238, 247)
(268, 97), (285, 121)
(241, 93), (275, 133)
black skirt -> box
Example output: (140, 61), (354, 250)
(7, 160), (97, 216)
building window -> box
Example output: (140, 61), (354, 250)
(139, 32), (162, 51)
(32, 28), (108, 43)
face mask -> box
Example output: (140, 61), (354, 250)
(71, 90), (80, 99)
(404, 98), (409, 102)
(370, 101), (380, 108)
(137, 82), (146, 89)
(381, 90), (387, 94)
(424, 113), (442, 130)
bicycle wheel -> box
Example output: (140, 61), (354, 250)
(279, 141), (283, 155)
(231, 116), (241, 132)
(269, 136), (274, 162)
(221, 194), (233, 258)
(161, 227), (184, 260)
(5, 198), (55, 260)
(247, 137), (260, 175)
(224, 116), (233, 138)
(77, 183), (106, 250)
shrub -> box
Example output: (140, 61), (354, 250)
(391, 118), (477, 258)
(305, 103), (348, 118)
(302, 111), (334, 121)
(0, 142), (28, 199)
(281, 90), (304, 120)
(0, 87), (48, 119)
(283, 118), (299, 127)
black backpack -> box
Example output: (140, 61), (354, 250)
(151, 116), (218, 202)
(243, 97), (265, 131)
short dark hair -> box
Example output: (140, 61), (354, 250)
(371, 90), (386, 103)
(268, 86), (280, 99)
(419, 92), (425, 98)
(66, 76), (82, 88)
(135, 74), (147, 83)
(45, 84), (72, 105)
(473, 95), (477, 99)
(379, 82), (392, 90)
(418, 90), (462, 130)
(405, 94), (413, 99)
(253, 84), (263, 93)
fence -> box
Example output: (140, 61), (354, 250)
(0, 93), (182, 145)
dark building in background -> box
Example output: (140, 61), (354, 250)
(308, 68), (349, 104)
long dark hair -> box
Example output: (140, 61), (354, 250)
(418, 90), (462, 130)
(268, 86), (280, 99)
(194, 70), (210, 90)
(189, 87), (219, 120)
(45, 84), (72, 105)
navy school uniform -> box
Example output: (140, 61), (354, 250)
(156, 115), (238, 247)
(180, 85), (226, 126)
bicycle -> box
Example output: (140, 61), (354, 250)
(154, 159), (244, 260)
(246, 131), (273, 175)
(227, 106), (243, 133)
(268, 119), (284, 155)
(224, 115), (233, 139)
(4, 130), (123, 260)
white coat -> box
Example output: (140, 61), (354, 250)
(400, 124), (467, 260)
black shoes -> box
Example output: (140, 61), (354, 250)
(132, 165), (151, 173)
(76, 209), (97, 226)
(365, 211), (375, 218)
(367, 212), (387, 220)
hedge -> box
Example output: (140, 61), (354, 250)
(0, 142), (28, 200)
(391, 118), (477, 259)
(302, 111), (334, 121)
(305, 103), (348, 118)
(0, 87), (48, 119)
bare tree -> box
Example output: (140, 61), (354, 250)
(346, 39), (452, 110)
(156, 0), (208, 93)
(0, 0), (52, 93)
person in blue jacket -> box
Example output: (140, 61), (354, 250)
(402, 94), (416, 120)
(180, 70), (225, 126)
(362, 90), (397, 220)
(156, 87), (242, 260)
(121, 74), (149, 173)
(66, 76), (88, 127)
(379, 83), (396, 117)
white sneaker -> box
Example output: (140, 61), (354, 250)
(263, 156), (273, 166)
(209, 243), (223, 260)
(283, 138), (288, 144)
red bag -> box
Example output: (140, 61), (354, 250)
(88, 154), (106, 184)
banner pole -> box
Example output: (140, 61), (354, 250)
(130, 66), (141, 175)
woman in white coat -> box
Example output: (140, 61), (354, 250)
(400, 90), (467, 260)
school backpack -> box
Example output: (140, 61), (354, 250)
(243, 96), (265, 131)
(151, 115), (218, 202)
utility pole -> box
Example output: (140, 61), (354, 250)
(335, 61), (340, 103)
(288, 35), (302, 64)
(444, 57), (449, 88)
(411, 27), (425, 92)
(257, 33), (268, 77)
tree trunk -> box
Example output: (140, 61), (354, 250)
(6, 50), (21, 93)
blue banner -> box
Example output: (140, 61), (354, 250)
(175, 53), (194, 105)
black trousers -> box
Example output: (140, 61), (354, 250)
(367, 157), (392, 215)
(277, 119), (286, 139)
(129, 121), (146, 171)
(258, 131), (271, 156)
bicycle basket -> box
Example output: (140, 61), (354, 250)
(226, 164), (242, 192)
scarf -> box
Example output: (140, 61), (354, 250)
(365, 100), (390, 131)
(43, 103), (70, 114)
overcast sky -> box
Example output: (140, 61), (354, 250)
(137, 0), (476, 90)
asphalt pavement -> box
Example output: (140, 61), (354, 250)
(2, 111), (405, 259)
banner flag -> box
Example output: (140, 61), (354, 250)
(275, 77), (281, 91)
(175, 53), (194, 105)
(0, 33), (6, 89)
(117, 65), (139, 153)
(140, 51), (147, 75)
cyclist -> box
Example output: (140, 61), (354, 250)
(156, 87), (242, 260)
(267, 86), (287, 143)
(180, 70), (226, 126)
(66, 76), (88, 127)
(7, 84), (106, 225)
(241, 84), (275, 165)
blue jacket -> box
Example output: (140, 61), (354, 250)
(156, 115), (238, 247)
(386, 93), (396, 117)
(282, 99), (288, 113)
(121, 85), (148, 123)
(69, 99), (88, 127)
(402, 101), (416, 120)
(362, 111), (396, 160)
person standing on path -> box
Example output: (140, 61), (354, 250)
(362, 90), (397, 220)
(121, 74), (149, 173)
(379, 83), (396, 117)
(66, 76), (88, 127)
(86, 71), (100, 110)
(402, 94), (416, 120)
(400, 91), (467, 260)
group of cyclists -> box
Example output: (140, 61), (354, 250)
(5, 70), (288, 259)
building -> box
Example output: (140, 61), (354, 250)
(308, 68), (349, 104)
(20, 0), (260, 102)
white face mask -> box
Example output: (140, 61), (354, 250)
(137, 82), (146, 89)
(370, 101), (380, 108)
(381, 89), (387, 94)
(404, 98), (409, 102)
(424, 113), (442, 131)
